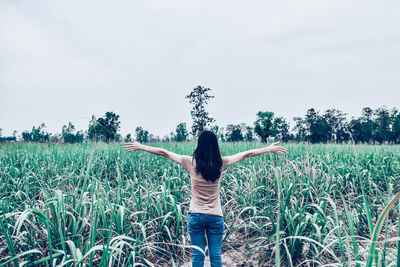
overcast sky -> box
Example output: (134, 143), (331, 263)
(1, 0), (399, 138)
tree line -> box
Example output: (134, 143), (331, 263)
(1, 86), (399, 144)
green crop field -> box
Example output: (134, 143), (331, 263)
(0, 142), (400, 266)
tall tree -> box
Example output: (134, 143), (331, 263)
(374, 106), (391, 144)
(97, 112), (121, 143)
(62, 122), (83, 143)
(392, 109), (400, 144)
(362, 107), (374, 120)
(87, 115), (102, 142)
(323, 109), (349, 143)
(135, 126), (149, 143)
(243, 124), (254, 141)
(175, 123), (189, 142)
(293, 117), (306, 142)
(304, 108), (331, 143)
(254, 111), (282, 142)
(185, 86), (215, 137)
(88, 112), (120, 142)
(279, 119), (292, 142)
(359, 107), (378, 143)
(22, 131), (32, 142)
(225, 124), (244, 142)
(349, 118), (362, 144)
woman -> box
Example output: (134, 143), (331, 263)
(123, 130), (287, 267)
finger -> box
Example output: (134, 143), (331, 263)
(272, 141), (280, 145)
(124, 141), (136, 145)
(124, 142), (133, 145)
(123, 143), (136, 147)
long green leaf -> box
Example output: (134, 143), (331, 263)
(366, 192), (400, 267)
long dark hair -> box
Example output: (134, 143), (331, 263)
(193, 130), (223, 183)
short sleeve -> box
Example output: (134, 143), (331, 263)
(181, 156), (193, 172)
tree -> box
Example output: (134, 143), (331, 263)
(304, 109), (331, 143)
(185, 86), (215, 137)
(0, 128), (17, 143)
(279, 119), (292, 142)
(22, 123), (51, 142)
(293, 117), (306, 142)
(323, 109), (349, 143)
(243, 124), (254, 141)
(392, 110), (400, 144)
(88, 112), (121, 142)
(349, 118), (362, 144)
(358, 107), (378, 143)
(225, 124), (243, 142)
(374, 106), (391, 144)
(0, 136), (16, 143)
(22, 131), (32, 142)
(62, 122), (83, 143)
(210, 125), (219, 136)
(50, 133), (62, 143)
(135, 127), (149, 143)
(362, 107), (374, 120)
(218, 127), (226, 142)
(88, 115), (102, 142)
(125, 133), (132, 142)
(312, 117), (331, 143)
(97, 112), (121, 143)
(211, 125), (226, 141)
(175, 123), (189, 142)
(254, 111), (282, 142)
(149, 134), (160, 142)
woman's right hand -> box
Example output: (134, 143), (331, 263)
(123, 140), (143, 152)
(267, 142), (287, 155)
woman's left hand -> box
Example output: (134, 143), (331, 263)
(267, 142), (287, 155)
(123, 140), (143, 152)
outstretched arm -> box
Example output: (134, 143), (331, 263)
(223, 142), (287, 167)
(123, 141), (185, 164)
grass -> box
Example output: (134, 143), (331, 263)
(0, 142), (399, 266)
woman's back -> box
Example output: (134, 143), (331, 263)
(182, 156), (228, 217)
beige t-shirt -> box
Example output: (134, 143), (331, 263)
(181, 156), (228, 217)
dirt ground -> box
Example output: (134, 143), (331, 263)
(179, 246), (273, 267)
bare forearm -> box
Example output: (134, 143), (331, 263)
(136, 144), (184, 163)
(245, 147), (271, 157)
(139, 144), (167, 157)
(225, 147), (271, 166)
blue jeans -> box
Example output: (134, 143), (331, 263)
(187, 213), (224, 267)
